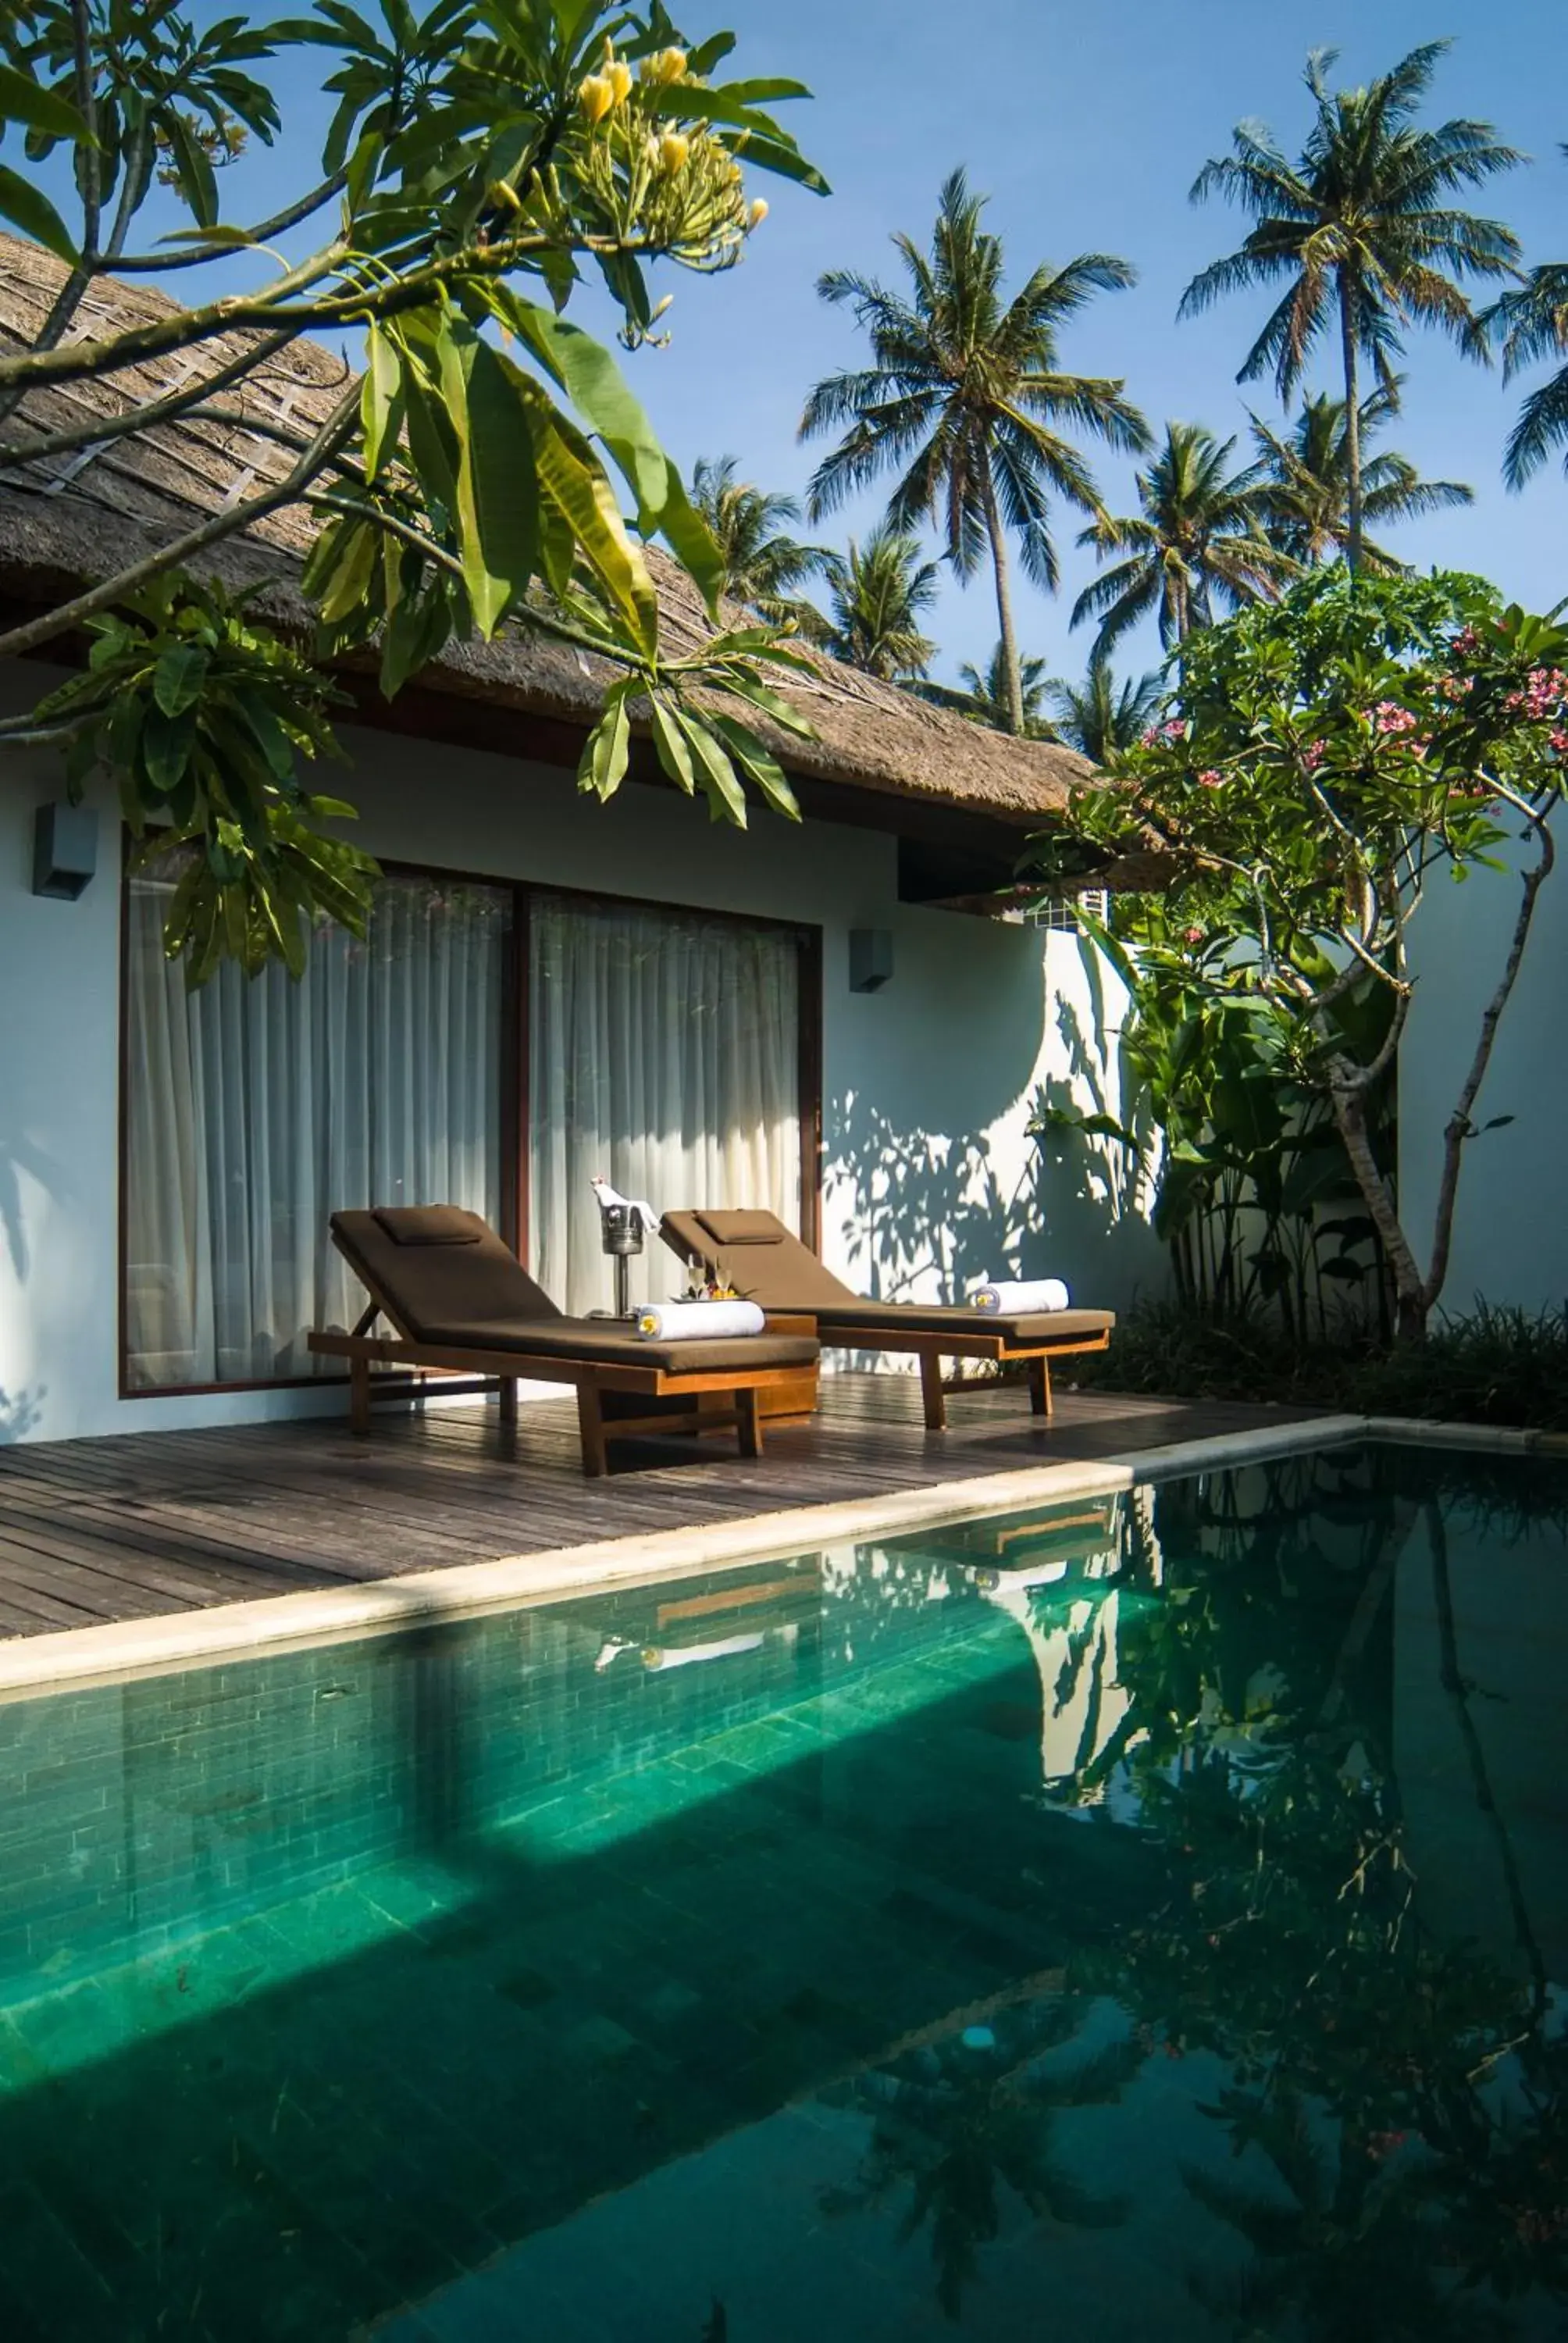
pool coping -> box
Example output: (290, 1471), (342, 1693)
(0, 1408), (1556, 1696)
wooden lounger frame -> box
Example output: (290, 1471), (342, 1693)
(807, 1322), (1113, 1432)
(308, 1307), (818, 1478)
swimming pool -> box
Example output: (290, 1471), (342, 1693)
(0, 1439), (1563, 2339)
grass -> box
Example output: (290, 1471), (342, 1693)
(1065, 1297), (1568, 1433)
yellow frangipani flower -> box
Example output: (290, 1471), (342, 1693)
(605, 59), (633, 105)
(578, 73), (613, 122)
(652, 45), (688, 82)
(659, 131), (691, 172)
(747, 197), (769, 227)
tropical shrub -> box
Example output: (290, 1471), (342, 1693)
(1033, 905), (1396, 1340)
(1029, 567), (1568, 1340)
(0, 0), (827, 975)
(1067, 1296), (1568, 1432)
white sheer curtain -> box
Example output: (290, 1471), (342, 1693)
(529, 895), (802, 1315)
(124, 868), (508, 1388)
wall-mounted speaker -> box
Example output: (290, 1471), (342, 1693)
(849, 928), (893, 993)
(32, 801), (99, 901)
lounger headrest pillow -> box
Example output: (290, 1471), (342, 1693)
(693, 1209), (789, 1246)
(372, 1206), (485, 1246)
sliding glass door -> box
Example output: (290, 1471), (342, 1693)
(123, 866), (509, 1389)
(122, 865), (811, 1390)
(528, 894), (803, 1316)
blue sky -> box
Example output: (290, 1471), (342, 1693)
(70, 0), (1568, 688)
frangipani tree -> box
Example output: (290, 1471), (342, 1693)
(1027, 569), (1568, 1340)
(0, 0), (827, 979)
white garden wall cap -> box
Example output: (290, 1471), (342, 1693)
(0, 1412), (1370, 1699)
(1363, 1415), (1554, 1453)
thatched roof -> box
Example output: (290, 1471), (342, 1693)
(0, 236), (1099, 843)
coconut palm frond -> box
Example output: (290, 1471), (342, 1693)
(1071, 421), (1288, 659)
(1183, 43), (1520, 563)
(689, 456), (831, 637)
(801, 169), (1146, 732)
(818, 525), (940, 681)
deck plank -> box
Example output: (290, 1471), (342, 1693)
(0, 1375), (1326, 1640)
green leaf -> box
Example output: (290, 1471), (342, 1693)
(316, 522), (379, 626)
(139, 704), (196, 793)
(675, 709), (747, 827)
(0, 63), (94, 145)
(436, 323), (542, 637)
(152, 644), (210, 719)
(523, 389), (657, 656)
(0, 161), (76, 262)
(648, 695), (695, 795)
(361, 326), (404, 482)
(161, 112), (219, 229)
(578, 680), (635, 801)
(718, 669), (814, 741)
(156, 223), (265, 251)
(483, 294), (724, 611)
(707, 714), (800, 819)
(379, 588), (452, 700)
(230, 689), (298, 782)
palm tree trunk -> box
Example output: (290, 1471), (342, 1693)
(981, 469), (1025, 736)
(1339, 273), (1363, 572)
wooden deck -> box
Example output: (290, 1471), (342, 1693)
(0, 1375), (1324, 1640)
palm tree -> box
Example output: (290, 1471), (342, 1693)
(689, 455), (829, 635)
(819, 1996), (1136, 2320)
(918, 640), (1057, 736)
(1046, 661), (1163, 769)
(1181, 41), (1521, 568)
(818, 525), (939, 681)
(800, 167), (1149, 734)
(1247, 380), (1474, 570)
(1071, 421), (1288, 658)
(1478, 151), (1568, 490)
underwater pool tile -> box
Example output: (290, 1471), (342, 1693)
(0, 1446), (1563, 2338)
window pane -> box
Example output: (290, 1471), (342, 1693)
(124, 868), (508, 1389)
(529, 896), (802, 1316)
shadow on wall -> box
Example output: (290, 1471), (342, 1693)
(824, 1089), (1045, 1301)
(824, 933), (1167, 1313)
(0, 1388), (44, 1445)
(1030, 978), (1169, 1311)
(0, 1108), (59, 1286)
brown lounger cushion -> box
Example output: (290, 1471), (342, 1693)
(374, 1206), (483, 1246)
(661, 1207), (1113, 1343)
(803, 1301), (1116, 1343)
(332, 1207), (561, 1341)
(665, 1208), (857, 1311)
(693, 1209), (791, 1246)
(418, 1316), (820, 1375)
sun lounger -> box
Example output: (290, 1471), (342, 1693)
(660, 1207), (1113, 1430)
(308, 1207), (820, 1476)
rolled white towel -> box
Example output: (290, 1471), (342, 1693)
(970, 1277), (1071, 1315)
(636, 1299), (766, 1343)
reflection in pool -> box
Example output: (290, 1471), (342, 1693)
(0, 1443), (1563, 2340)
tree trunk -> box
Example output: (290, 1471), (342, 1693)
(1330, 1081), (1426, 1340)
(1338, 273), (1363, 572)
(981, 468), (1025, 736)
(1423, 818), (1556, 1318)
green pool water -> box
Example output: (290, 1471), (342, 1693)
(0, 1440), (1564, 2341)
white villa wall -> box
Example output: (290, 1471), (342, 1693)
(1400, 833), (1568, 1318)
(0, 659), (1164, 1444)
